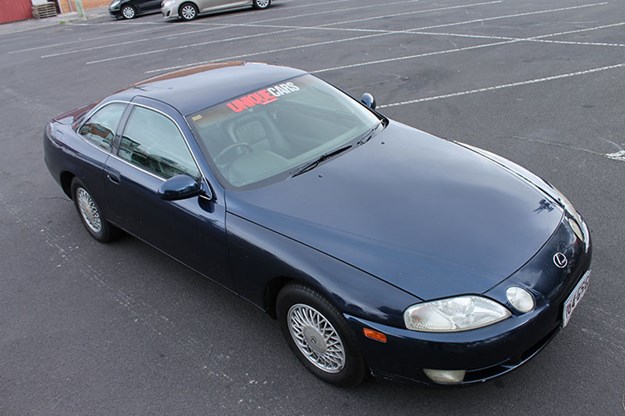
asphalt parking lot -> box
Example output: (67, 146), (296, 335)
(1, 0), (624, 414)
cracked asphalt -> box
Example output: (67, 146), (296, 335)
(0, 0), (624, 414)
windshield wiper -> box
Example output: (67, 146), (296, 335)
(291, 144), (352, 177)
(356, 121), (383, 146)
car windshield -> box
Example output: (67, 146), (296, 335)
(187, 74), (381, 188)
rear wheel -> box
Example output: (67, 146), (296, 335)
(121, 5), (137, 19)
(253, 0), (271, 9)
(179, 2), (198, 20)
(71, 178), (119, 243)
(276, 284), (367, 387)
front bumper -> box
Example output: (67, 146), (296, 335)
(108, 4), (121, 17)
(161, 4), (178, 19)
(347, 214), (592, 385)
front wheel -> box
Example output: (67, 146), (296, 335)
(252, 0), (271, 10)
(71, 178), (119, 243)
(276, 284), (367, 387)
(179, 2), (198, 20)
(121, 5), (137, 19)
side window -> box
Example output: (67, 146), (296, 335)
(78, 103), (126, 152)
(118, 106), (200, 180)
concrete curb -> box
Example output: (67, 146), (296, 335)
(0, 6), (109, 36)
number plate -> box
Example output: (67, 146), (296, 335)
(562, 270), (591, 328)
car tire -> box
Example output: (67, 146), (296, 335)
(71, 178), (118, 243)
(121, 5), (137, 19)
(252, 0), (271, 9)
(179, 2), (198, 20)
(276, 283), (368, 387)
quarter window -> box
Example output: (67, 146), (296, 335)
(118, 106), (200, 180)
(78, 103), (126, 152)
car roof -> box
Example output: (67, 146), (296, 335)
(113, 62), (308, 116)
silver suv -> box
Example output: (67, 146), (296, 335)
(161, 0), (271, 21)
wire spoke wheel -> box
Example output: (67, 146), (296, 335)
(287, 304), (346, 373)
(76, 187), (102, 233)
(70, 177), (120, 243)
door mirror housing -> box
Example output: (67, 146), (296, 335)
(158, 174), (202, 201)
(360, 93), (376, 110)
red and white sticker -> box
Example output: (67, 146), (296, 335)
(227, 82), (300, 113)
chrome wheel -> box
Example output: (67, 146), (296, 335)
(180, 3), (197, 20)
(121, 5), (136, 19)
(76, 187), (102, 234)
(287, 304), (346, 373)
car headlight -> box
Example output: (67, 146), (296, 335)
(550, 186), (582, 223)
(162, 0), (174, 6)
(404, 296), (511, 332)
(110, 0), (121, 7)
(550, 186), (588, 247)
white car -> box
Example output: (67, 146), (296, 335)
(161, 0), (271, 20)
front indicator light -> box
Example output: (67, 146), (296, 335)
(506, 287), (535, 313)
(423, 369), (466, 385)
(363, 328), (387, 343)
(404, 296), (511, 332)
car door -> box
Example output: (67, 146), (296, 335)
(198, 0), (247, 13)
(73, 101), (128, 219)
(104, 97), (233, 290)
(135, 0), (160, 13)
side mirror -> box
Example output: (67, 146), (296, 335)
(158, 174), (202, 201)
(360, 93), (376, 110)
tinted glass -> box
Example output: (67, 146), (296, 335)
(78, 103), (126, 152)
(118, 106), (200, 180)
(188, 74), (380, 188)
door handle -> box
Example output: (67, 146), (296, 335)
(105, 168), (121, 184)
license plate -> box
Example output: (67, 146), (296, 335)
(562, 270), (591, 328)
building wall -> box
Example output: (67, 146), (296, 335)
(57, 0), (110, 14)
(0, 0), (33, 23)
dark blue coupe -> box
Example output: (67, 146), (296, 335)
(44, 62), (592, 386)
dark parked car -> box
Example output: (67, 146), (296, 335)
(43, 62), (592, 386)
(109, 0), (161, 19)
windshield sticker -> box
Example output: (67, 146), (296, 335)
(227, 82), (300, 113)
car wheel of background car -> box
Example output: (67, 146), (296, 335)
(276, 283), (368, 387)
(252, 0), (271, 9)
(179, 2), (198, 20)
(121, 5), (137, 19)
(71, 178), (118, 243)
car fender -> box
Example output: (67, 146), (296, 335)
(225, 212), (421, 329)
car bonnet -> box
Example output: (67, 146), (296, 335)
(225, 122), (563, 300)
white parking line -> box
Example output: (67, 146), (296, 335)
(9, 26), (174, 54)
(30, 0), (377, 57)
(250, 0), (426, 24)
(283, 0), (354, 9)
(41, 0), (425, 58)
(41, 24), (278, 58)
(85, 28), (299, 64)
(379, 62), (625, 108)
(404, 2), (608, 32)
(410, 21), (625, 46)
(312, 22), (625, 73)
(140, 32), (390, 72)
(86, 0), (501, 65)
(313, 40), (517, 73)
(219, 2), (606, 32)
(143, 2), (612, 74)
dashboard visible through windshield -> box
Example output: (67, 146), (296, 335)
(188, 74), (382, 188)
